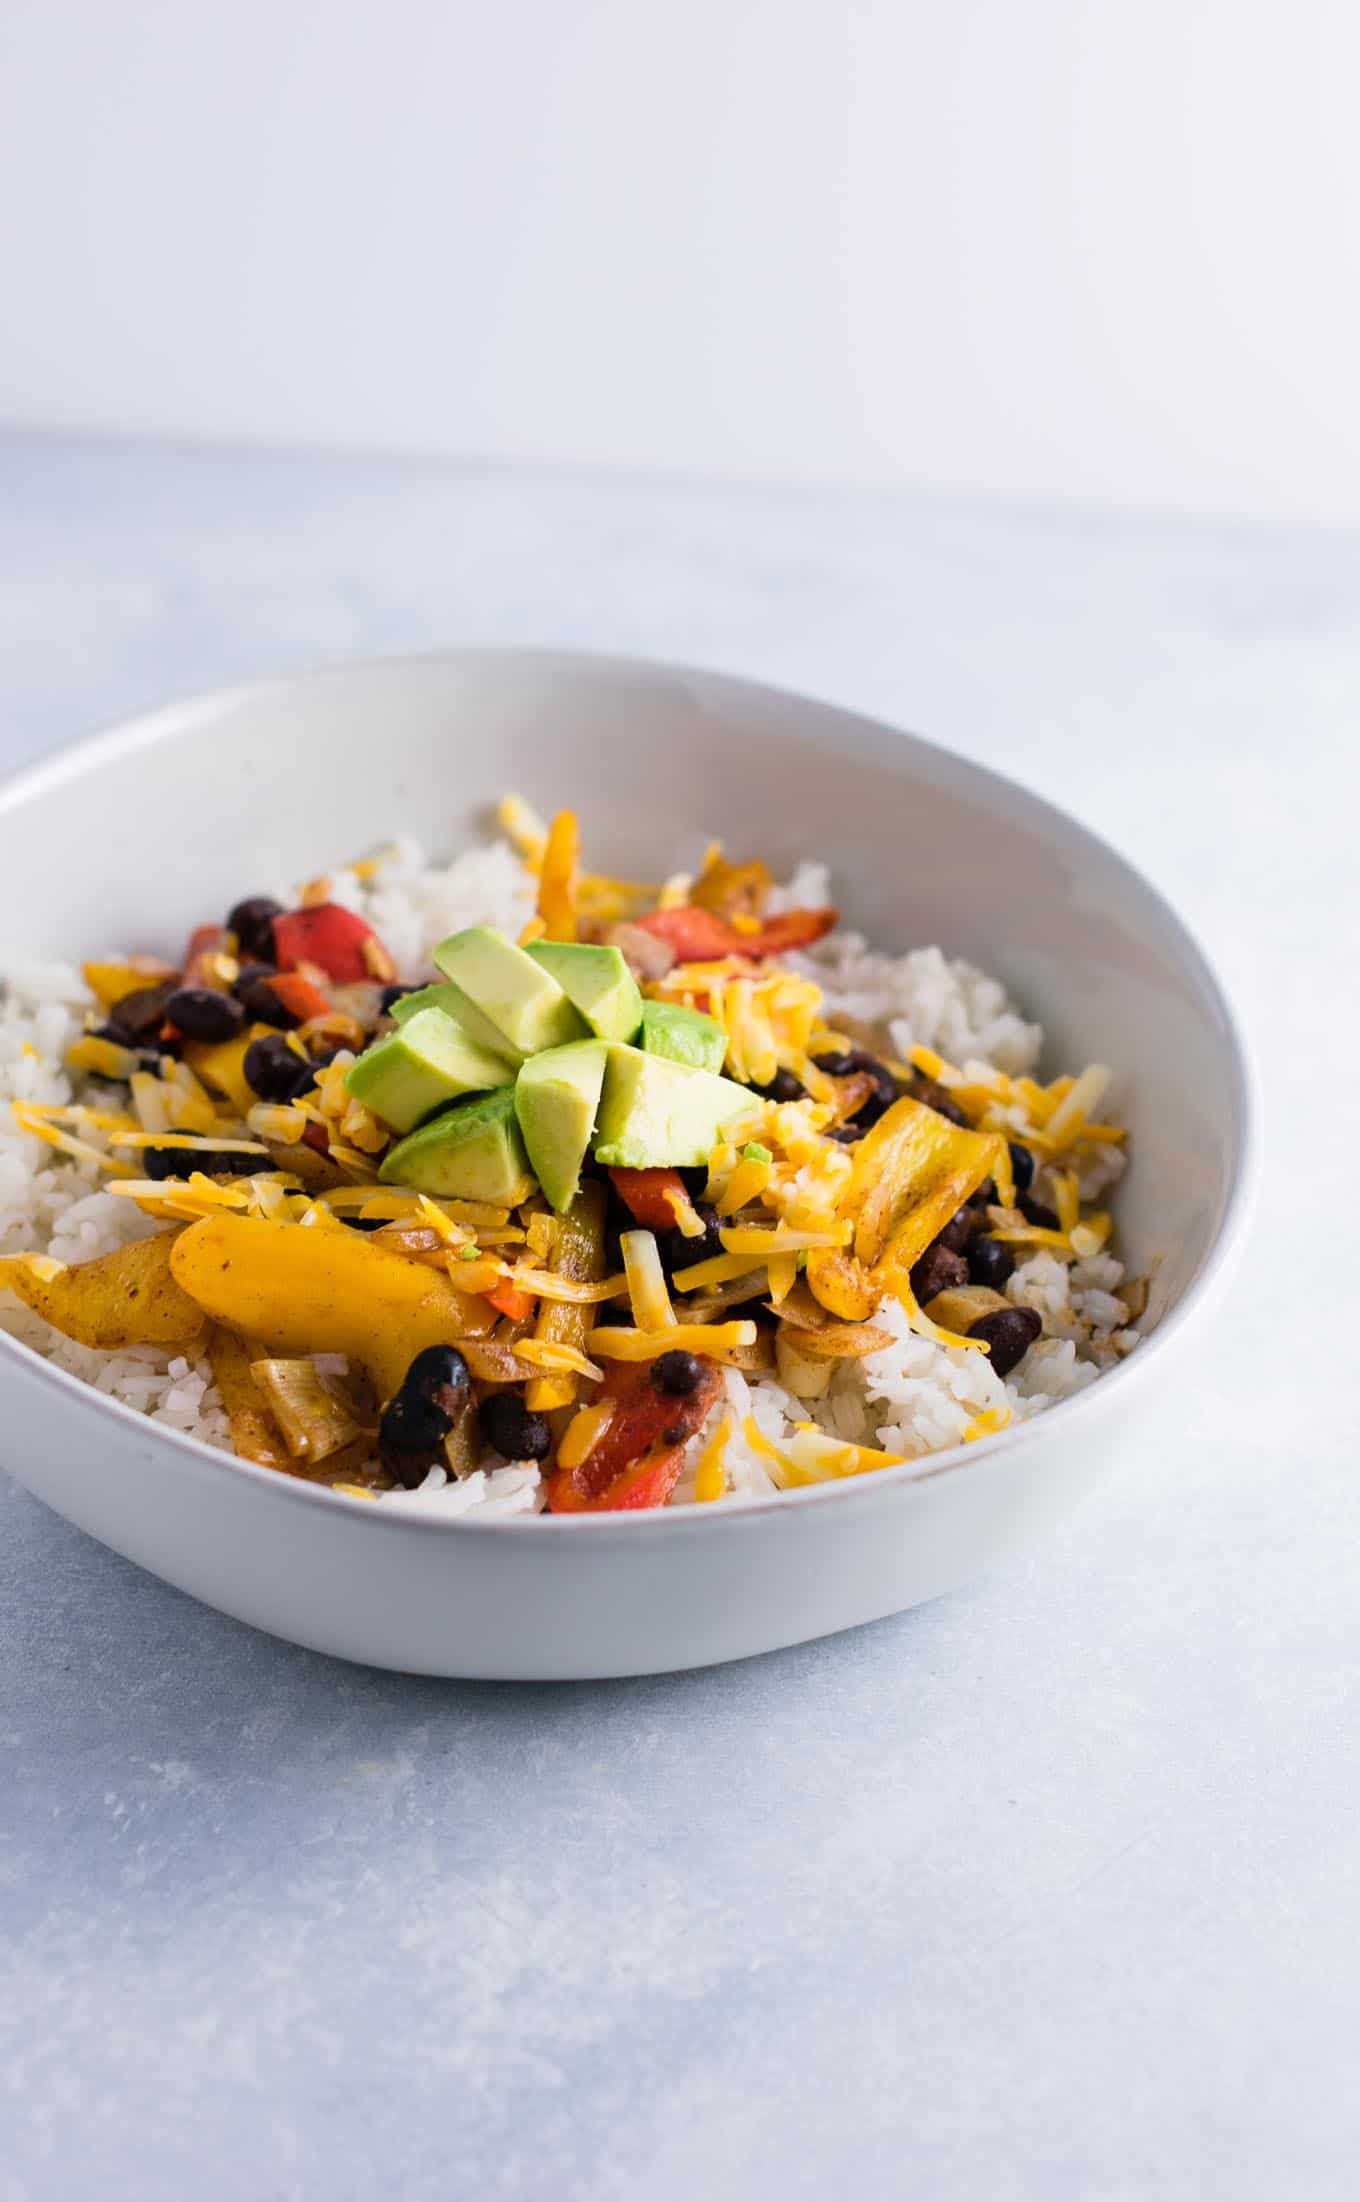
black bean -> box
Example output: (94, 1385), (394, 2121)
(968, 1176), (997, 1210)
(1008, 1141), (1036, 1193)
(938, 1205), (976, 1255)
(677, 1166), (710, 1197)
(237, 975), (298, 1029)
(479, 1392), (552, 1462)
(968, 1237), (1015, 1290)
(911, 1075), (967, 1128)
(380, 983), (414, 1014)
(233, 960), (278, 997)
(757, 1068), (807, 1103)
(341, 1215), (385, 1232)
(857, 1060), (900, 1123)
(825, 1124), (865, 1145)
(651, 1349), (705, 1397)
(243, 1033), (315, 1101)
(1018, 1193), (1060, 1230)
(811, 1047), (899, 1119)
(380, 1445), (442, 1491)
(142, 1144), (248, 1181)
(227, 896), (284, 963)
(969, 1305), (1042, 1376)
(656, 1203), (723, 1275)
(401, 1344), (471, 1418)
(164, 986), (245, 1043)
(107, 981), (178, 1041)
(910, 1241), (968, 1304)
(377, 1393), (450, 1487)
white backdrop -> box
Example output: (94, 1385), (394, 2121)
(2, 0), (1358, 519)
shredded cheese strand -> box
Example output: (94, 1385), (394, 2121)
(588, 1321), (758, 1363)
(693, 1414), (733, 1503)
(620, 1230), (677, 1330)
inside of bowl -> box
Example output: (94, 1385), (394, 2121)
(0, 653), (1246, 1330)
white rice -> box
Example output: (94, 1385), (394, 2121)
(0, 836), (1133, 1516)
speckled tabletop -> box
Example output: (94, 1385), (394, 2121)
(1, 434), (1353, 2202)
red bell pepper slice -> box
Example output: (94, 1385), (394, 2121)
(485, 1279), (536, 1323)
(273, 903), (390, 985)
(265, 971), (333, 1025)
(544, 1356), (723, 1512)
(630, 907), (750, 962)
(747, 907), (839, 956)
(608, 1166), (689, 1233)
(631, 904), (837, 963)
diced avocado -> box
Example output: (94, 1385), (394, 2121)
(390, 981), (525, 1068)
(379, 1087), (536, 1204)
(593, 1045), (752, 1169)
(525, 940), (642, 1043)
(640, 999), (727, 1075)
(514, 1040), (609, 1212)
(345, 1007), (511, 1134)
(434, 926), (587, 1055)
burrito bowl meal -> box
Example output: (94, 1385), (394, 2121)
(0, 798), (1140, 1516)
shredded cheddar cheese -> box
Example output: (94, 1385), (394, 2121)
(498, 792), (549, 867)
(1052, 1170), (1081, 1236)
(588, 1320), (758, 1363)
(672, 1251), (766, 1294)
(693, 1414), (732, 1502)
(557, 1400), (616, 1469)
(893, 1279), (990, 1353)
(620, 1230), (676, 1330)
(662, 1183), (707, 1238)
(517, 1338), (604, 1382)
(963, 1403), (1013, 1443)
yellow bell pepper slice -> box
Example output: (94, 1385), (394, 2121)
(182, 1024), (277, 1118)
(171, 1212), (479, 1401)
(806, 1097), (1001, 1321)
(0, 1231), (205, 1348)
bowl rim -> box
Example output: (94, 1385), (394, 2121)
(0, 645), (1260, 1538)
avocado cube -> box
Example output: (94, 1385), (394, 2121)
(391, 981), (526, 1068)
(593, 1045), (752, 1169)
(434, 926), (587, 1055)
(514, 1040), (609, 1212)
(525, 940), (642, 1043)
(640, 999), (727, 1075)
(379, 1087), (536, 1205)
(345, 1007), (513, 1134)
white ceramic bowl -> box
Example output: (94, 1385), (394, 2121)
(0, 652), (1255, 1677)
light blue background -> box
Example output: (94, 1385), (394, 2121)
(1, 435), (1351, 2200)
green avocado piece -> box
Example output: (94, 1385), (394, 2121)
(525, 940), (642, 1043)
(514, 1040), (609, 1212)
(344, 1007), (512, 1134)
(391, 981), (526, 1068)
(592, 1045), (752, 1169)
(379, 1086), (536, 1204)
(640, 999), (727, 1075)
(434, 926), (587, 1055)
